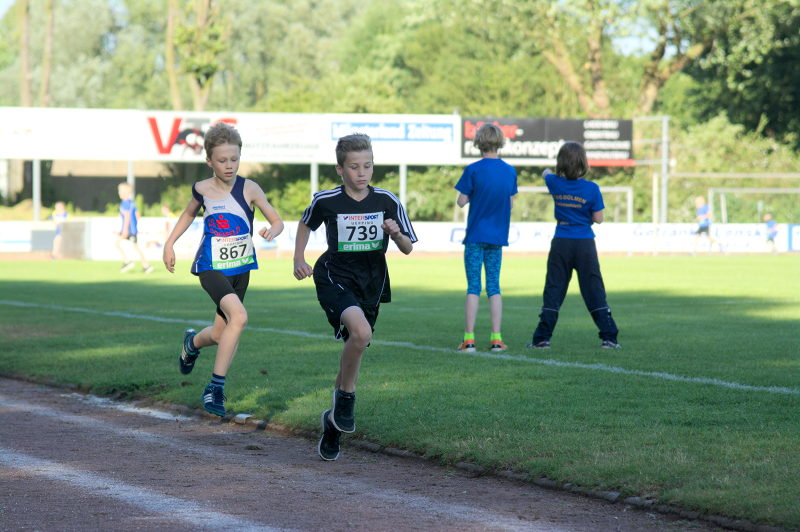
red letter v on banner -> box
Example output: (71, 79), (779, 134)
(148, 117), (182, 154)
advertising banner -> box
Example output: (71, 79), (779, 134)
(462, 117), (634, 166)
(0, 108), (461, 165)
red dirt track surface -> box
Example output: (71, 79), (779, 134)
(0, 377), (721, 531)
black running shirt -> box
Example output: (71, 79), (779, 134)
(301, 185), (417, 305)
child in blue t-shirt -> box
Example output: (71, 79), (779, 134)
(115, 182), (154, 273)
(454, 123), (518, 352)
(528, 141), (619, 349)
(693, 196), (718, 253)
(764, 213), (778, 253)
(50, 201), (68, 260)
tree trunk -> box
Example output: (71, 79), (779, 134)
(166, 0), (184, 110)
(190, 0), (212, 111)
(38, 0), (55, 107)
(18, 0), (32, 107)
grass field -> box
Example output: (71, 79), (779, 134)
(1, 254), (798, 529)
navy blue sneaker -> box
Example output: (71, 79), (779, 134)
(202, 384), (226, 417)
(329, 389), (356, 433)
(318, 409), (341, 461)
(179, 328), (200, 375)
(600, 340), (622, 349)
(526, 340), (551, 349)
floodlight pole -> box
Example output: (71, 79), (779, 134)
(399, 164), (408, 206)
(310, 163), (319, 198)
(127, 161), (135, 194)
(32, 159), (41, 221)
(659, 116), (670, 224)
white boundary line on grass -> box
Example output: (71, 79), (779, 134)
(2, 299), (797, 396)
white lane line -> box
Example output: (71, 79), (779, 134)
(0, 450), (285, 532)
(59, 393), (194, 421)
(0, 395), (545, 532)
(2, 299), (797, 396)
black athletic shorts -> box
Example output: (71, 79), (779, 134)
(316, 280), (379, 342)
(198, 270), (250, 321)
(695, 225), (710, 235)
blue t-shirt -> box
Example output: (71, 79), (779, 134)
(544, 173), (604, 239)
(696, 204), (711, 227)
(455, 158), (518, 246)
(119, 199), (138, 235)
(766, 219), (777, 238)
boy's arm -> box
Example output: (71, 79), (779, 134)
(120, 208), (132, 237)
(247, 181), (285, 241)
(382, 219), (413, 255)
(456, 193), (469, 208)
(162, 198), (201, 273)
(592, 210), (604, 224)
(293, 222), (314, 280)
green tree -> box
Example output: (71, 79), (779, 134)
(686, 0), (800, 147)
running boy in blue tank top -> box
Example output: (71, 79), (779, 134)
(528, 141), (620, 349)
(454, 123), (518, 353)
(162, 122), (284, 417)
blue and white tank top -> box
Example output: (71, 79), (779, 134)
(191, 176), (257, 276)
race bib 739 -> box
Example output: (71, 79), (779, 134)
(337, 212), (384, 252)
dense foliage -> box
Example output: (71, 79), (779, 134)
(1, 0), (799, 223)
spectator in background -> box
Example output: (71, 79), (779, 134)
(454, 123), (518, 353)
(693, 196), (719, 253)
(528, 142), (620, 350)
(116, 182), (154, 273)
(50, 201), (68, 260)
(764, 213), (778, 254)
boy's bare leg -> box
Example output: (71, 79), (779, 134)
(335, 306), (372, 393)
(464, 294), (479, 334)
(489, 293), (502, 334)
(191, 294), (247, 377)
(132, 242), (151, 268)
(115, 236), (129, 261)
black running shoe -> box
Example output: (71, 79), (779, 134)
(526, 340), (551, 349)
(330, 388), (356, 433)
(202, 384), (226, 417)
(318, 409), (341, 461)
(179, 328), (200, 375)
(600, 340), (622, 349)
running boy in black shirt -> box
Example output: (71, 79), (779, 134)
(293, 133), (416, 460)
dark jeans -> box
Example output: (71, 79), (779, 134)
(532, 238), (618, 343)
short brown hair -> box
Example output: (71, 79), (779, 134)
(473, 123), (505, 154)
(555, 141), (588, 180)
(204, 122), (242, 159)
(335, 133), (372, 166)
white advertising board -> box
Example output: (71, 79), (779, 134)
(0, 220), (790, 257)
(0, 108), (461, 165)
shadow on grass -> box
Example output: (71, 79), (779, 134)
(2, 277), (797, 412)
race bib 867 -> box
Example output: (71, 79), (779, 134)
(337, 212), (384, 252)
(211, 234), (254, 269)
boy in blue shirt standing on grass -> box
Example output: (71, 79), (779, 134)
(455, 123), (518, 352)
(528, 141), (619, 349)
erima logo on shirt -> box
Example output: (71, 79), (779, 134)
(342, 214), (379, 221)
(342, 241), (383, 251)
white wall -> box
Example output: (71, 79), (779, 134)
(2, 219), (796, 257)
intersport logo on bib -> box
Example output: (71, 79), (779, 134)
(342, 214), (380, 221)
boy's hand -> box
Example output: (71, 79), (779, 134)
(163, 247), (176, 273)
(382, 218), (401, 238)
(293, 259), (313, 280)
(542, 168), (552, 178)
(259, 226), (274, 241)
